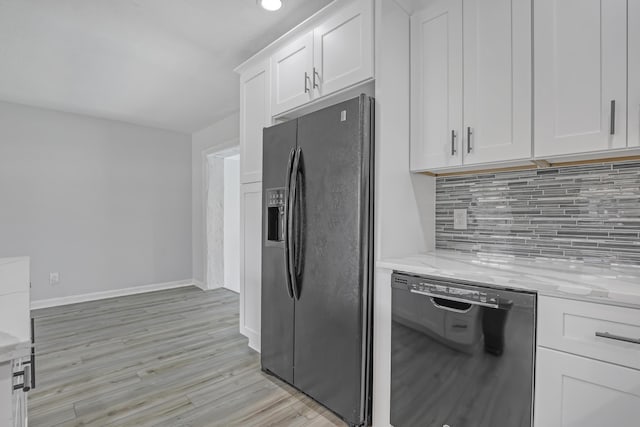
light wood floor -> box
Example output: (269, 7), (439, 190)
(29, 286), (345, 426)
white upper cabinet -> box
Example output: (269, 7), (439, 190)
(313, 0), (373, 98)
(410, 0), (463, 171)
(270, 0), (374, 117)
(462, 0), (531, 165)
(534, 0), (628, 157)
(271, 31), (314, 117)
(630, 0), (640, 148)
(410, 0), (531, 171)
(240, 60), (270, 184)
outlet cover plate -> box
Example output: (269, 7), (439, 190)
(453, 209), (468, 230)
(50, 272), (60, 285)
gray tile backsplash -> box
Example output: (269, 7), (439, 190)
(435, 161), (640, 266)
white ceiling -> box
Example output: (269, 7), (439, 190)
(0, 0), (332, 133)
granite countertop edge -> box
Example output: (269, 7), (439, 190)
(377, 250), (640, 309)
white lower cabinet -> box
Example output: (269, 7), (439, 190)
(535, 296), (640, 427)
(239, 182), (262, 352)
(535, 347), (640, 427)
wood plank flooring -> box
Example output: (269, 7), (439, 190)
(29, 286), (346, 426)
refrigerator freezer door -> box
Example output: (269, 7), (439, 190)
(261, 119), (298, 384)
(292, 95), (373, 425)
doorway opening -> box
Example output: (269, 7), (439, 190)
(205, 148), (240, 292)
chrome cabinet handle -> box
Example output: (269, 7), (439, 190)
(466, 126), (473, 153)
(313, 67), (320, 89)
(595, 331), (640, 345)
(304, 72), (310, 93)
(451, 130), (457, 156)
(610, 100), (616, 135)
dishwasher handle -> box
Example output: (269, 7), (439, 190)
(410, 288), (500, 309)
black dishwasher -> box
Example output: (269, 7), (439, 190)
(391, 272), (536, 427)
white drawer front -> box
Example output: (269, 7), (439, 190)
(538, 296), (640, 370)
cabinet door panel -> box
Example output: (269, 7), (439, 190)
(271, 32), (313, 116)
(535, 0), (627, 157)
(534, 347), (640, 427)
(313, 0), (373, 97)
(240, 182), (262, 351)
(463, 0), (531, 164)
(410, 0), (463, 171)
(240, 61), (269, 183)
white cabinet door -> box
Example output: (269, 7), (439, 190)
(534, 347), (640, 427)
(410, 0), (463, 171)
(271, 31), (314, 116)
(534, 0), (627, 158)
(240, 60), (270, 184)
(462, 0), (531, 165)
(240, 182), (262, 351)
(630, 0), (640, 148)
(313, 0), (373, 98)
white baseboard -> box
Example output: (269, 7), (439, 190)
(192, 279), (205, 290)
(248, 338), (261, 353)
(240, 326), (261, 353)
(31, 279), (196, 310)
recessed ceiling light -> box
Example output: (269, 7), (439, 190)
(260, 0), (282, 11)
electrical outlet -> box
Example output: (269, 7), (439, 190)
(50, 272), (60, 286)
(453, 209), (468, 230)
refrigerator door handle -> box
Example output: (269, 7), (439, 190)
(289, 147), (302, 300)
(283, 148), (295, 299)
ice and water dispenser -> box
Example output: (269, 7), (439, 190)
(265, 188), (286, 246)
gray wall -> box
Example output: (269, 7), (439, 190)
(436, 161), (640, 266)
(0, 101), (192, 302)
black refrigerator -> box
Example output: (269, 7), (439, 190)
(261, 95), (374, 427)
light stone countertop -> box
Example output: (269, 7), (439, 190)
(0, 331), (31, 363)
(378, 250), (640, 309)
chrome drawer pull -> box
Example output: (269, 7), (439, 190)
(595, 331), (640, 345)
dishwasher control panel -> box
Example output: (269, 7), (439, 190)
(393, 273), (500, 306)
(415, 282), (499, 305)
